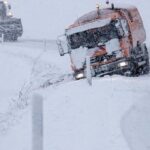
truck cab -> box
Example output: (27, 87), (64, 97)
(57, 4), (149, 79)
(0, 0), (23, 41)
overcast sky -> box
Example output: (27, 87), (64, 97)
(8, 0), (150, 42)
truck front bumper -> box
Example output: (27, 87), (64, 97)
(92, 58), (130, 77)
(74, 58), (131, 80)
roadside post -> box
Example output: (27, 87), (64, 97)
(86, 55), (92, 86)
(32, 93), (43, 150)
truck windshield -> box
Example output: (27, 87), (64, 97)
(67, 20), (119, 49)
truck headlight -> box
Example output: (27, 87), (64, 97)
(75, 72), (84, 80)
(118, 62), (128, 67)
(8, 12), (13, 17)
(4, 1), (8, 4)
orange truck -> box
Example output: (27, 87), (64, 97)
(57, 3), (149, 80)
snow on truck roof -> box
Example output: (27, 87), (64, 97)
(66, 4), (137, 35)
(66, 18), (111, 36)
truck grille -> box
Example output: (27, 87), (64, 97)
(90, 55), (106, 64)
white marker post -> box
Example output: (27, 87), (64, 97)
(86, 56), (92, 86)
(32, 93), (43, 150)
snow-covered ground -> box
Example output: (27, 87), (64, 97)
(0, 0), (150, 150)
(0, 40), (71, 149)
(0, 40), (150, 150)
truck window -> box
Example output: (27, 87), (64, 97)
(68, 20), (119, 49)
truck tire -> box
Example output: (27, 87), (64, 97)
(11, 35), (18, 41)
(142, 60), (149, 74)
(130, 62), (138, 76)
(5, 34), (18, 41)
(137, 44), (149, 75)
(123, 61), (137, 77)
(143, 45), (150, 74)
(3, 34), (7, 42)
(142, 56), (149, 75)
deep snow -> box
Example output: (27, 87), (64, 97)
(0, 41), (71, 149)
(0, 40), (150, 150)
(0, 0), (150, 150)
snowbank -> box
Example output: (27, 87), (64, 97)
(122, 98), (150, 150)
(40, 76), (150, 150)
(0, 41), (150, 150)
(0, 41), (70, 149)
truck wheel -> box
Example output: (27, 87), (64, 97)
(11, 35), (18, 41)
(142, 58), (149, 74)
(129, 62), (138, 76)
(137, 44), (149, 75)
(123, 62), (137, 77)
(3, 34), (8, 42)
(142, 44), (149, 74)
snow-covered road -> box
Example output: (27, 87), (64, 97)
(0, 40), (71, 131)
(0, 40), (150, 150)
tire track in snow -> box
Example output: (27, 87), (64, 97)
(0, 41), (73, 134)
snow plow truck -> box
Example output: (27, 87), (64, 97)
(57, 3), (149, 80)
(0, 0), (23, 41)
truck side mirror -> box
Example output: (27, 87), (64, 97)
(57, 39), (65, 56)
(57, 34), (70, 56)
(115, 19), (124, 38)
